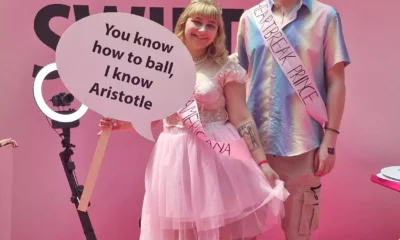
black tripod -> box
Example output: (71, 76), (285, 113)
(59, 127), (97, 240)
(43, 92), (97, 239)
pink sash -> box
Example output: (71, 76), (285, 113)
(176, 95), (252, 161)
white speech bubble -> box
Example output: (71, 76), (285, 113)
(55, 12), (196, 141)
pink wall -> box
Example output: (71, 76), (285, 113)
(1, 0), (399, 239)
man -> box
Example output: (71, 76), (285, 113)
(236, 0), (350, 239)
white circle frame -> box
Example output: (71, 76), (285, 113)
(33, 63), (88, 122)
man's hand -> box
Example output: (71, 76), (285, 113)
(314, 131), (337, 177)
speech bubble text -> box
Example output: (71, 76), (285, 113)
(55, 13), (196, 141)
(94, 22), (176, 78)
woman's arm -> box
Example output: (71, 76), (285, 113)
(224, 82), (267, 164)
(224, 81), (279, 185)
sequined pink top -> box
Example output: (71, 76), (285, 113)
(163, 59), (248, 129)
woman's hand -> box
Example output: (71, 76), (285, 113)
(260, 163), (280, 187)
(0, 138), (18, 148)
(99, 117), (123, 130)
(98, 117), (138, 135)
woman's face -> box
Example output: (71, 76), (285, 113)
(184, 15), (218, 53)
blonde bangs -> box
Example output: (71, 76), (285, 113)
(186, 2), (221, 24)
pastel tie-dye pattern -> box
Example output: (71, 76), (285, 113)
(237, 0), (351, 156)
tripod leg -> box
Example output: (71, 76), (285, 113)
(77, 210), (97, 240)
(59, 128), (97, 240)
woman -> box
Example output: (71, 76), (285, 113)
(100, 0), (288, 239)
(0, 138), (18, 148)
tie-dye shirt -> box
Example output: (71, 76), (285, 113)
(236, 0), (350, 156)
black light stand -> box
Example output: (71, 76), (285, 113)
(50, 92), (97, 240)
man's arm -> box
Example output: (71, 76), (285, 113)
(315, 11), (350, 177)
(323, 62), (345, 145)
(322, 11), (350, 143)
(235, 13), (249, 71)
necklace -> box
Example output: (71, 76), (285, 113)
(195, 54), (209, 72)
(193, 54), (208, 64)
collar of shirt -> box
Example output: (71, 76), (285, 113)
(267, 0), (312, 10)
(266, 0), (312, 26)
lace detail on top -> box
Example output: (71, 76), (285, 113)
(164, 59), (248, 129)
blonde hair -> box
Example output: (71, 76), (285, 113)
(174, 0), (229, 66)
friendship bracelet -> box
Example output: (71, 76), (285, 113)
(257, 160), (268, 167)
(324, 127), (340, 134)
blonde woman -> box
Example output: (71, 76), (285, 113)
(100, 0), (288, 239)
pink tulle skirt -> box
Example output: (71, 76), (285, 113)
(139, 122), (289, 240)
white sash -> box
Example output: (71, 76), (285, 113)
(251, 1), (328, 126)
(176, 96), (252, 161)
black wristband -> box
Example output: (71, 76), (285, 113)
(324, 127), (340, 134)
